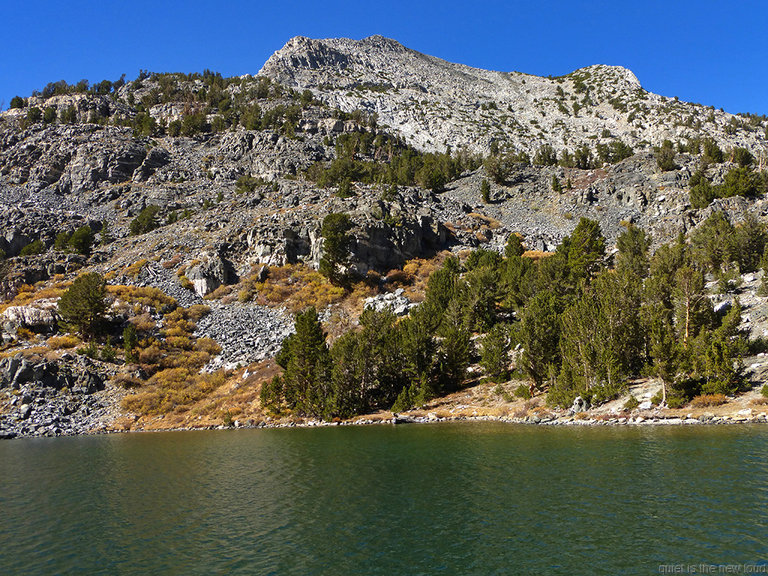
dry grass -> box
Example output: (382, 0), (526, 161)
(123, 369), (228, 416)
(124, 360), (282, 430)
(690, 394), (728, 408)
(468, 213), (502, 230)
(108, 285), (176, 310)
(399, 252), (449, 302)
(161, 254), (182, 269)
(204, 284), (234, 300)
(237, 264), (346, 312)
(179, 275), (194, 291)
(522, 250), (554, 261)
(0, 281), (70, 314)
(123, 259), (149, 279)
(129, 313), (157, 333)
(14, 327), (36, 341)
(121, 302), (224, 418)
(47, 335), (80, 349)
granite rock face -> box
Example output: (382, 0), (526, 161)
(261, 35), (766, 155)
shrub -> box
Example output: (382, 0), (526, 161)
(690, 394), (727, 408)
(732, 147), (754, 168)
(20, 239), (46, 256)
(47, 335), (80, 349)
(655, 140), (677, 171)
(235, 175), (264, 195)
(623, 395), (639, 410)
(54, 231), (72, 251)
(514, 383), (532, 399)
(69, 225), (94, 255)
(15, 327), (35, 340)
(101, 343), (117, 362)
(77, 342), (100, 359)
(130, 205), (160, 235)
(123, 324), (138, 362)
(112, 373), (142, 389)
(666, 395), (687, 409)
(9, 96), (25, 109)
(25, 107), (42, 124)
(42, 107), (57, 124)
(59, 106), (77, 124)
(702, 138), (724, 164)
(481, 179), (491, 203)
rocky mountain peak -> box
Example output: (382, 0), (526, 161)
(574, 64), (642, 89)
(260, 36), (763, 156)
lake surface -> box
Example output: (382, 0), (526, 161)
(1, 423), (767, 575)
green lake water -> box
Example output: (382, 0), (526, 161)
(1, 423), (767, 575)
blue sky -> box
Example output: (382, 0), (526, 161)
(3, 0), (766, 114)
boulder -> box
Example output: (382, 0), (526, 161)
(185, 250), (236, 297)
(0, 300), (58, 333)
(571, 396), (590, 413)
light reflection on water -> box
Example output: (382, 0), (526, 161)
(1, 423), (767, 575)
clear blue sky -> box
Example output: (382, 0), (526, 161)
(3, 0), (767, 114)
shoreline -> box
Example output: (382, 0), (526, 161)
(4, 407), (768, 440)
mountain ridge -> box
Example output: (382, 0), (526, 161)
(260, 35), (765, 156)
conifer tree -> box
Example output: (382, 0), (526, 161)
(616, 222), (651, 278)
(319, 213), (353, 286)
(57, 272), (108, 339)
(272, 307), (333, 418)
(481, 323), (512, 382)
(436, 299), (472, 393)
(567, 217), (605, 284)
(518, 290), (560, 393)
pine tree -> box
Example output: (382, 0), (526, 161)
(518, 290), (560, 393)
(123, 324), (138, 363)
(616, 222), (651, 278)
(567, 217), (605, 284)
(69, 225), (94, 256)
(690, 211), (735, 274)
(481, 323), (512, 382)
(481, 179), (491, 203)
(275, 307), (333, 418)
(57, 272), (108, 339)
(673, 266), (711, 345)
(330, 307), (403, 416)
(319, 213), (353, 286)
(436, 299), (471, 393)
(557, 270), (642, 404)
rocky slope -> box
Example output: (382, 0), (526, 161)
(1, 36), (768, 437)
(261, 35), (768, 155)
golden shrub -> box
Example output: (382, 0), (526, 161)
(165, 336), (194, 350)
(15, 327), (36, 341)
(195, 337), (221, 355)
(138, 344), (164, 366)
(124, 259), (149, 278)
(690, 394), (728, 407)
(47, 335), (80, 349)
(186, 305), (211, 321)
(130, 313), (157, 333)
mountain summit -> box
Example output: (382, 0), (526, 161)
(261, 35), (761, 155)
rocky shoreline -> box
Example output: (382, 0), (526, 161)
(4, 405), (767, 440)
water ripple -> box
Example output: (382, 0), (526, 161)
(1, 424), (767, 575)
